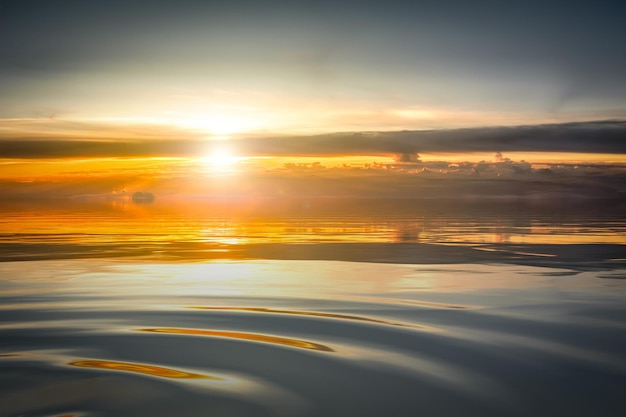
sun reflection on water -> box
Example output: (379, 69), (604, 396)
(1, 200), (624, 248)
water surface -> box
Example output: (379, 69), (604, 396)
(1, 199), (625, 416)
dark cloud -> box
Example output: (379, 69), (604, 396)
(241, 120), (626, 156)
(0, 139), (203, 159)
(1, 120), (625, 158)
(2, 0), (625, 115)
(395, 153), (421, 163)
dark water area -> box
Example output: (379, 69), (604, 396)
(1, 198), (625, 416)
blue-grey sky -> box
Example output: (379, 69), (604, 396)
(1, 0), (626, 140)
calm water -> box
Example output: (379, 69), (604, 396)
(1, 198), (625, 417)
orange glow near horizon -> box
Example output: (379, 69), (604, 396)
(1, 117), (624, 203)
(420, 152), (626, 164)
(1, 151), (623, 180)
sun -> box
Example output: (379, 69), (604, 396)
(202, 145), (241, 171)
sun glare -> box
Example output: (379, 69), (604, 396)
(202, 145), (241, 171)
(178, 113), (259, 135)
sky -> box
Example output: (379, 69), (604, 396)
(1, 0), (625, 199)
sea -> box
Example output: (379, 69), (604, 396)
(1, 197), (625, 417)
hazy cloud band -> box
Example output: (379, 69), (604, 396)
(1, 120), (625, 158)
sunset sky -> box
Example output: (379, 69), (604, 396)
(1, 0), (625, 199)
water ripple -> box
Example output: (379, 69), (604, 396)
(138, 327), (334, 352)
(2, 259), (626, 417)
(187, 306), (440, 331)
(68, 359), (217, 380)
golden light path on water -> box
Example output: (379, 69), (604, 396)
(138, 328), (334, 352)
(1, 199), (625, 249)
(68, 359), (215, 380)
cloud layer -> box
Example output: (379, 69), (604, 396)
(1, 150), (624, 201)
(1, 120), (625, 159)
